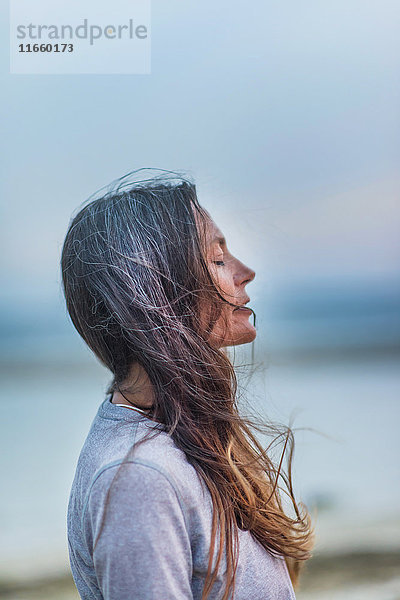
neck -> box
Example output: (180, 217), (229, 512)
(111, 363), (154, 409)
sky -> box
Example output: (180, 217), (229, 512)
(1, 0), (399, 308)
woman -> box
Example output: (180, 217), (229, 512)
(62, 169), (313, 600)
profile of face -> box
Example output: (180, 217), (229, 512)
(199, 210), (256, 348)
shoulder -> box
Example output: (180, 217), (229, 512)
(84, 458), (183, 516)
(83, 425), (210, 530)
(84, 460), (186, 524)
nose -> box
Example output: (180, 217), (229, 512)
(234, 259), (255, 287)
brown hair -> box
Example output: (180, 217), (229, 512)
(61, 168), (314, 599)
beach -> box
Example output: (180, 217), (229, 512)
(1, 548), (399, 599)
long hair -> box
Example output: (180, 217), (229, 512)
(61, 168), (314, 599)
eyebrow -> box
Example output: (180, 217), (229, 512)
(211, 236), (226, 246)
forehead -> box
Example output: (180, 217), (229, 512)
(196, 208), (225, 245)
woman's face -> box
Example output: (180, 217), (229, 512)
(200, 210), (256, 348)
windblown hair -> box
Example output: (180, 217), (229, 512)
(61, 168), (314, 599)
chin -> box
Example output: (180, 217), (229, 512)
(220, 325), (257, 348)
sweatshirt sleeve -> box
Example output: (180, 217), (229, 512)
(84, 461), (194, 600)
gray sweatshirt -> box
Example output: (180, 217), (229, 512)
(67, 397), (296, 599)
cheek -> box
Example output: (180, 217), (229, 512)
(211, 270), (235, 302)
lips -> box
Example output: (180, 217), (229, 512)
(233, 299), (252, 312)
